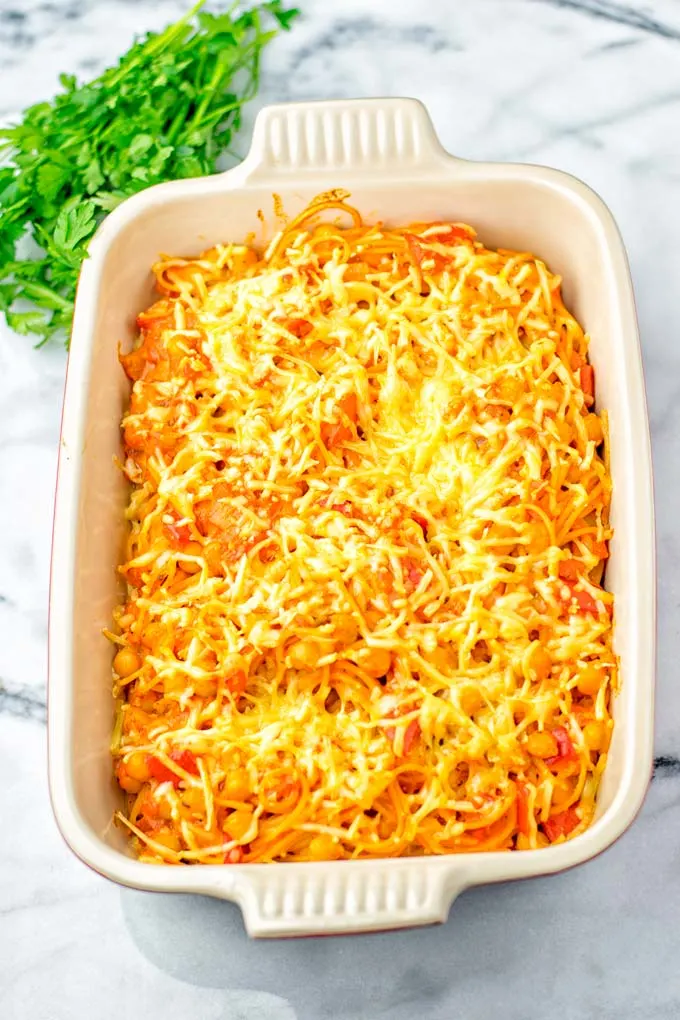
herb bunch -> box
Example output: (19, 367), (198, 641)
(0, 0), (298, 346)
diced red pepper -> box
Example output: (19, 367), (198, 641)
(321, 423), (348, 447)
(570, 587), (600, 614)
(545, 726), (577, 766)
(403, 718), (421, 754)
(588, 539), (609, 560)
(283, 317), (313, 339)
(558, 559), (581, 582)
(412, 512), (428, 533)
(172, 749), (199, 775)
(515, 781), (530, 836)
(405, 233), (449, 274)
(430, 224), (474, 244)
(331, 501), (353, 516)
(404, 559), (424, 592)
(557, 560), (603, 616)
(125, 566), (145, 589)
(580, 365), (594, 401)
(386, 716), (420, 755)
(543, 806), (580, 842)
(321, 393), (358, 449)
(408, 566), (424, 588)
(165, 518), (192, 544)
(148, 749), (199, 786)
(148, 757), (178, 784)
(120, 311), (175, 381)
(558, 579), (601, 616)
(225, 670), (247, 697)
(339, 393), (358, 421)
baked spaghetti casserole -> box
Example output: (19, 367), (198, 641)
(109, 192), (615, 864)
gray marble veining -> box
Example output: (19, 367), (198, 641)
(1, 1), (679, 1017)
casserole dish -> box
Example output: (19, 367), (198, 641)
(48, 97), (655, 937)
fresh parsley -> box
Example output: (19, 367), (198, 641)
(0, 0), (298, 346)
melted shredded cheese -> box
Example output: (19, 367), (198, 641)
(111, 192), (616, 864)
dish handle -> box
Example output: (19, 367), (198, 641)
(239, 97), (453, 182)
(209, 860), (469, 938)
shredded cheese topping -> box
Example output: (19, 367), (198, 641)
(110, 191), (616, 864)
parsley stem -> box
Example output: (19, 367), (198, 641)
(21, 281), (71, 310)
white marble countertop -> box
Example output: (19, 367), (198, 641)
(2, 0), (679, 1017)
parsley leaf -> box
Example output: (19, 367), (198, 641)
(52, 201), (98, 258)
(0, 0), (299, 347)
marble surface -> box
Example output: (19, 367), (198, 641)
(2, 0), (680, 1016)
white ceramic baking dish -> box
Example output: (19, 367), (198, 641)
(48, 97), (655, 938)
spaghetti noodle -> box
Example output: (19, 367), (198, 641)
(110, 192), (616, 864)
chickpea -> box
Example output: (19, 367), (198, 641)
(230, 247), (258, 273)
(499, 377), (524, 403)
(556, 419), (573, 445)
(137, 691), (159, 713)
(549, 382), (564, 405)
(117, 764), (142, 794)
(221, 652), (247, 676)
(113, 647), (141, 678)
(577, 665), (605, 697)
(125, 751), (150, 782)
(356, 647), (392, 678)
(430, 646), (454, 672)
(153, 829), (182, 852)
(288, 639), (321, 669)
(378, 817), (395, 840)
(525, 730), (559, 759)
(584, 413), (604, 444)
(583, 721), (608, 752)
(124, 707), (150, 733)
(195, 827), (223, 849)
(163, 675), (185, 695)
(181, 787), (205, 812)
(199, 649), (219, 673)
(178, 541), (203, 574)
(224, 768), (250, 801)
(141, 623), (165, 649)
(528, 521), (550, 552)
(459, 687), (484, 716)
(193, 675), (217, 698)
(567, 461), (584, 485)
(332, 612), (359, 646)
(156, 798), (173, 821)
(307, 833), (340, 860)
(491, 523), (517, 543)
(223, 808), (253, 841)
(364, 608), (384, 630)
(526, 643), (552, 682)
(204, 541), (225, 575)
